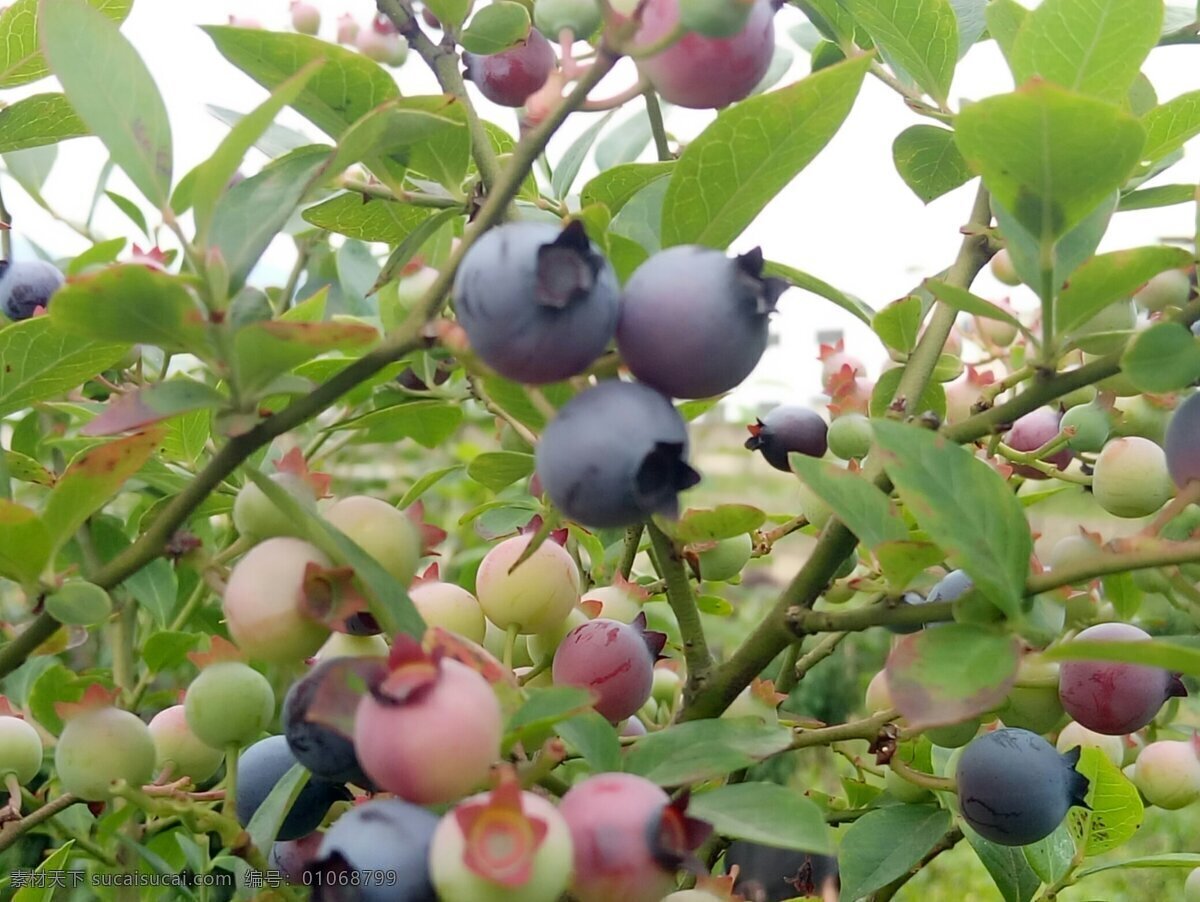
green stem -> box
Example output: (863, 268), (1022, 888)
(224, 745), (239, 821)
(1026, 537), (1200, 595)
(646, 522), (711, 702)
(503, 622), (520, 671)
(789, 709), (897, 751)
(0, 180), (10, 261)
(890, 756), (956, 792)
(618, 524), (643, 579)
(793, 632), (847, 683)
(644, 88), (671, 161)
(378, 0), (503, 192)
(773, 642), (800, 694)
(787, 600), (955, 635)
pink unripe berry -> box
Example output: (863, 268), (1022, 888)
(290, 0), (320, 34)
(148, 705), (223, 786)
(354, 642), (502, 804)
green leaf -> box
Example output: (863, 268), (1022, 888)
(40, 0), (171, 206)
(873, 295), (924, 353)
(674, 505), (766, 543)
(399, 464), (464, 508)
(1120, 322), (1200, 393)
(211, 146), (331, 291)
(82, 379), (226, 437)
(892, 124), (974, 203)
(763, 260), (875, 325)
(985, 0), (1027, 61)
(1118, 184), (1196, 211)
(689, 783), (831, 853)
(994, 189), (1117, 294)
(303, 193), (438, 244)
(4, 450), (53, 487)
(13, 840), (76, 902)
(869, 366), (946, 419)
(44, 580), (112, 626)
(581, 162), (674, 216)
(0, 0), (130, 88)
(788, 455), (908, 549)
(0, 500), (50, 585)
(105, 189), (148, 238)
(887, 624), (1020, 729)
(1141, 90), (1200, 166)
(552, 110), (615, 199)
(1042, 637), (1200, 675)
(556, 711), (621, 772)
(623, 718), (792, 786)
(662, 54), (869, 249)
(66, 236), (126, 276)
(142, 631), (202, 673)
(328, 95), (465, 188)
(336, 400), (464, 449)
(925, 279), (1024, 329)
(425, 0), (472, 30)
(595, 108), (656, 170)
(964, 827), (1042, 902)
(246, 762), (311, 851)
(1067, 746), (1143, 857)
(1078, 853), (1200, 878)
(29, 663), (88, 734)
(838, 805), (954, 902)
(461, 2), (530, 54)
(49, 264), (211, 355)
(0, 318), (126, 417)
(950, 0), (987, 55)
(42, 429), (162, 552)
(1057, 246), (1195, 334)
(872, 420), (1033, 617)
(202, 26), (399, 138)
(193, 60), (323, 241)
(233, 318), (378, 396)
(1023, 823), (1075, 885)
(954, 81), (1145, 243)
(845, 0), (958, 104)
(1009, 0), (1162, 103)
(0, 92), (87, 153)
(468, 451), (535, 492)
(505, 686), (596, 749)
(206, 103), (313, 158)
(246, 468), (425, 638)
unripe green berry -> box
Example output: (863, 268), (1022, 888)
(827, 413), (873, 460)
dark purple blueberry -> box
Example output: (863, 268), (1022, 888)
(616, 246), (786, 399)
(726, 843), (839, 902)
(956, 728), (1089, 846)
(535, 380), (701, 528)
(0, 260), (64, 320)
(1165, 392), (1200, 487)
(307, 798), (439, 902)
(745, 405), (828, 471)
(235, 736), (351, 842)
(453, 220), (620, 384)
(283, 661), (372, 787)
(396, 360), (453, 392)
(464, 29), (556, 108)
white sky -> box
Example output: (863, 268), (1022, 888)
(6, 0), (1200, 410)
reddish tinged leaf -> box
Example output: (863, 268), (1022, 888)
(54, 683), (117, 721)
(275, 447), (331, 499)
(375, 635), (440, 705)
(129, 244), (168, 270)
(0, 697), (22, 718)
(632, 611), (668, 660)
(187, 635), (245, 668)
(579, 599), (603, 618)
(455, 767), (548, 887)
(42, 428), (165, 548)
(406, 501), (447, 555)
(886, 625), (1020, 730)
(749, 678), (787, 709)
(82, 380), (224, 436)
(413, 562), (441, 586)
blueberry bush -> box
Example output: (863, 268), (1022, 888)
(2, 0), (1200, 899)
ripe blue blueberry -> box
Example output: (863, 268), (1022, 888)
(929, 569), (973, 604)
(535, 380), (701, 527)
(307, 798), (439, 901)
(955, 728), (1089, 846)
(745, 405), (828, 472)
(235, 735), (351, 842)
(283, 660), (373, 787)
(1165, 392), (1200, 487)
(616, 246), (787, 399)
(453, 220), (619, 384)
(0, 260), (65, 321)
